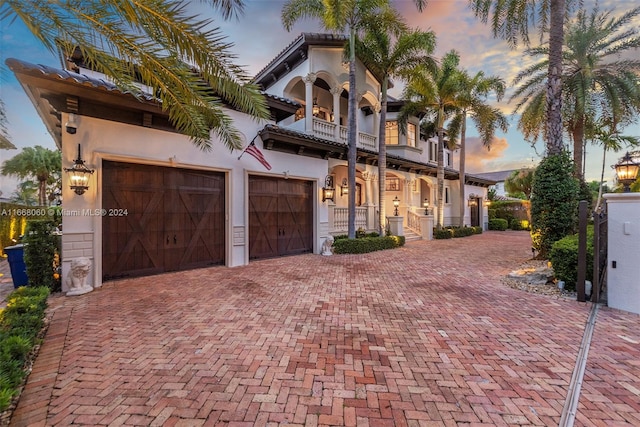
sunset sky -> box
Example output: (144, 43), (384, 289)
(1, 0), (638, 197)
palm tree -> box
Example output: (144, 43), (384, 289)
(504, 168), (535, 199)
(448, 70), (508, 226)
(281, 0), (426, 238)
(11, 181), (39, 206)
(400, 50), (464, 229)
(354, 20), (436, 233)
(1, 0), (268, 150)
(469, 0), (574, 156)
(0, 99), (17, 150)
(2, 146), (61, 206)
(510, 6), (640, 178)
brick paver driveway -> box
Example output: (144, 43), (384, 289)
(10, 231), (640, 426)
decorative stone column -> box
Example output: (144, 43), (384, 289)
(331, 86), (341, 141)
(420, 215), (434, 240)
(388, 216), (404, 237)
(304, 73), (317, 134)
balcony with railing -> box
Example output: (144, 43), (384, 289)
(311, 118), (377, 151)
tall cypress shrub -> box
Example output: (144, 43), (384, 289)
(530, 151), (579, 258)
(23, 219), (59, 291)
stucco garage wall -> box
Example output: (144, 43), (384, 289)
(60, 111), (329, 289)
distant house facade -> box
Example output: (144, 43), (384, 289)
(8, 33), (494, 291)
(474, 169), (520, 198)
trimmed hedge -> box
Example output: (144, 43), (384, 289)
(433, 226), (482, 239)
(332, 235), (405, 254)
(23, 219), (61, 292)
(488, 218), (508, 230)
(549, 226), (594, 291)
(0, 286), (50, 411)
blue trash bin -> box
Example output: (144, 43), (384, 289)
(5, 244), (28, 288)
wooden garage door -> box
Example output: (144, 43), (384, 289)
(102, 161), (225, 280)
(249, 176), (313, 259)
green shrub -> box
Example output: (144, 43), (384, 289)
(433, 228), (453, 239)
(452, 227), (475, 238)
(472, 226), (483, 234)
(549, 227), (594, 291)
(509, 218), (523, 230)
(530, 152), (579, 258)
(488, 218), (508, 230)
(0, 286), (49, 412)
(23, 219), (60, 291)
(332, 235), (405, 254)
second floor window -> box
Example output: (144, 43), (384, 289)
(385, 121), (399, 145)
(407, 123), (416, 147)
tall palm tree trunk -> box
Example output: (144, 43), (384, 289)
(595, 148), (607, 211)
(38, 178), (47, 206)
(458, 111), (467, 227)
(436, 111), (445, 229)
(572, 115), (586, 178)
(347, 26), (357, 239)
(378, 77), (388, 234)
(546, 0), (565, 155)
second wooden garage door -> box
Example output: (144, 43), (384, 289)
(102, 161), (225, 280)
(249, 176), (313, 259)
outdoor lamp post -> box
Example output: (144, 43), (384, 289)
(423, 198), (429, 215)
(614, 152), (639, 193)
(393, 196), (400, 216)
(64, 144), (94, 195)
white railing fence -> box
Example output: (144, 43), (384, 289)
(332, 207), (368, 232)
(407, 210), (421, 233)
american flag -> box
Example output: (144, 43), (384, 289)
(242, 141), (272, 170)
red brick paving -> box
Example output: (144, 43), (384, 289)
(8, 231), (640, 426)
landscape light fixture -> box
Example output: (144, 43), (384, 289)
(340, 178), (348, 196)
(64, 144), (94, 195)
(322, 175), (335, 203)
(423, 198), (429, 215)
(393, 196), (400, 216)
(614, 152), (639, 193)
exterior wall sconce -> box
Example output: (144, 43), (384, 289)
(468, 194), (478, 207)
(483, 197), (491, 207)
(393, 196), (400, 216)
(312, 97), (320, 116)
(614, 152), (639, 193)
(423, 198), (430, 215)
(340, 178), (348, 196)
(322, 175), (335, 202)
(64, 144), (94, 195)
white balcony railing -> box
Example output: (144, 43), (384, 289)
(407, 210), (421, 233)
(311, 118), (377, 151)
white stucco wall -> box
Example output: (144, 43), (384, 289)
(603, 193), (640, 315)
(60, 111), (329, 290)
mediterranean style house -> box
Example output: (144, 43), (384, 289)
(7, 32), (494, 291)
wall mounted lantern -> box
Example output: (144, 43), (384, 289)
(423, 198), (430, 215)
(468, 194), (478, 207)
(64, 144), (94, 195)
(483, 197), (491, 207)
(614, 152), (639, 193)
(393, 196), (400, 216)
(312, 97), (320, 116)
(322, 175), (335, 203)
(340, 178), (349, 196)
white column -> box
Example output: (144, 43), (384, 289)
(331, 86), (341, 141)
(304, 73), (317, 134)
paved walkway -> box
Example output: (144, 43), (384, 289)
(8, 231), (640, 426)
